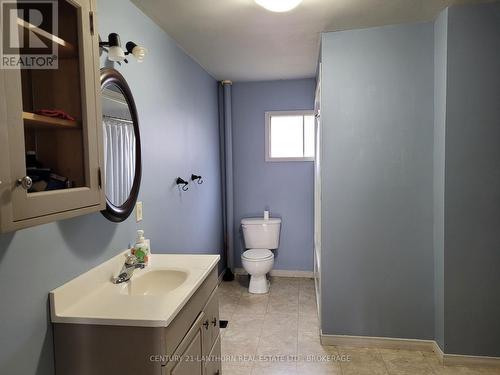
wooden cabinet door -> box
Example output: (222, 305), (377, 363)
(204, 336), (221, 375)
(1, 0), (104, 227)
(164, 312), (205, 375)
(169, 331), (203, 375)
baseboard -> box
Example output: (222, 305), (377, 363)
(234, 267), (314, 278)
(321, 334), (500, 367)
(433, 341), (444, 361)
(442, 351), (500, 367)
(320, 333), (435, 352)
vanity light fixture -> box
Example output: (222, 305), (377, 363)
(255, 0), (302, 12)
(99, 33), (148, 63)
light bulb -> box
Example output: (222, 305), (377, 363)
(107, 46), (125, 61)
(255, 0), (302, 12)
(126, 42), (148, 62)
(132, 45), (147, 62)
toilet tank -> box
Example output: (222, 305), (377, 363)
(241, 218), (281, 249)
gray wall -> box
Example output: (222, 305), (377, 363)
(0, 0), (222, 374)
(443, 2), (500, 357)
(231, 79), (315, 271)
(433, 7), (447, 351)
(320, 22), (435, 339)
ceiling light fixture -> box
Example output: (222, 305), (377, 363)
(255, 0), (303, 12)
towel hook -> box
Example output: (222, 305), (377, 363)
(176, 177), (189, 191)
(191, 174), (203, 185)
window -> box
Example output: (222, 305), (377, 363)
(265, 111), (315, 161)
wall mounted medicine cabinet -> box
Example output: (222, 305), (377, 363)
(0, 0), (104, 233)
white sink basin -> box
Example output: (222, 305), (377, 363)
(122, 269), (189, 296)
(50, 253), (220, 327)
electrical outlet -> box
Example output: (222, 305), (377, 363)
(136, 201), (143, 222)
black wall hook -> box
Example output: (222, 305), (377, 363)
(176, 177), (189, 191)
(191, 174), (204, 184)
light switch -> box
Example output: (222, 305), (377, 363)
(136, 201), (143, 222)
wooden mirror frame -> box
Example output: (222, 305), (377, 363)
(99, 68), (142, 222)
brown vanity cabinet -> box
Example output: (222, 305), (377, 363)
(53, 267), (222, 375)
(0, 0), (104, 232)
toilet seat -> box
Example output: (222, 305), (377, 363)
(242, 249), (273, 261)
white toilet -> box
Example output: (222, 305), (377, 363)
(241, 217), (281, 294)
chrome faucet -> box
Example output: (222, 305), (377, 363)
(113, 254), (145, 284)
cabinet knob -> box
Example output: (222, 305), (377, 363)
(212, 317), (217, 327)
(203, 320), (209, 329)
(17, 176), (33, 190)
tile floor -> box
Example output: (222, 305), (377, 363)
(218, 276), (500, 375)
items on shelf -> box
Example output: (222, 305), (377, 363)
(25, 151), (72, 192)
(34, 109), (75, 121)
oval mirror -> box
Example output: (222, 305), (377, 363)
(100, 68), (141, 222)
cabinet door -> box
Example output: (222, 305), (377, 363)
(169, 331), (203, 375)
(2, 0), (103, 224)
(202, 288), (220, 355)
(164, 312), (205, 375)
(204, 336), (221, 375)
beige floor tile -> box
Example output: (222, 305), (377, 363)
(270, 277), (300, 296)
(251, 361), (297, 375)
(222, 329), (260, 367)
(220, 294), (240, 320)
(271, 276), (300, 285)
(267, 293), (299, 314)
(422, 352), (500, 375)
(219, 280), (244, 298)
(257, 331), (298, 357)
(338, 347), (389, 375)
(261, 312), (298, 337)
(234, 294), (269, 315)
(296, 361), (343, 374)
(226, 313), (265, 333)
(298, 331), (338, 361)
(298, 313), (319, 333)
(222, 363), (253, 375)
(298, 286), (316, 299)
(298, 300), (318, 316)
(379, 348), (435, 375)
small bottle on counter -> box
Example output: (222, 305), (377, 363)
(131, 230), (150, 265)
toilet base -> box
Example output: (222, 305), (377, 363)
(248, 275), (269, 294)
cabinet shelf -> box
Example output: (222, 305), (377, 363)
(17, 18), (77, 59)
(23, 112), (80, 129)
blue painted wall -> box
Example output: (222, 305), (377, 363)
(433, 7), (447, 351)
(320, 22), (435, 339)
(0, 0), (222, 374)
(443, 2), (500, 357)
(231, 79), (315, 271)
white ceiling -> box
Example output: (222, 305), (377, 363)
(132, 0), (453, 82)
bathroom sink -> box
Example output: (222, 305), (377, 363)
(122, 269), (188, 296)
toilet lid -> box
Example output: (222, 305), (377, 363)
(242, 249), (273, 260)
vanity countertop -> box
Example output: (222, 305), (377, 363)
(50, 251), (220, 327)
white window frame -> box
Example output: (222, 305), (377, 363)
(265, 110), (315, 162)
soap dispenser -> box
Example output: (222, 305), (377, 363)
(132, 230), (150, 265)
